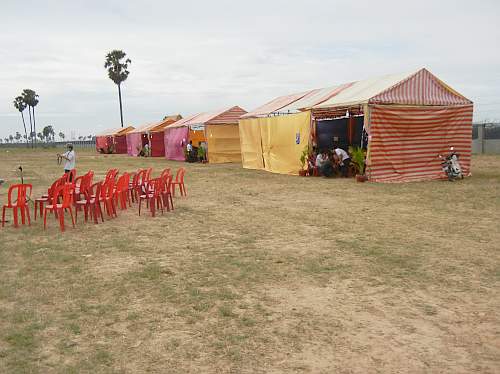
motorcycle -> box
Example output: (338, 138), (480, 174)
(438, 147), (463, 181)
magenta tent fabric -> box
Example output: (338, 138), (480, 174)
(165, 127), (189, 161)
(126, 133), (142, 156)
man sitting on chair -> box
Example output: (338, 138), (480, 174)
(316, 149), (334, 177)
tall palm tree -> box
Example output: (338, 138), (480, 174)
(13, 96), (29, 147)
(104, 50), (131, 127)
(21, 89), (39, 147)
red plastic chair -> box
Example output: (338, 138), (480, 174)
(75, 182), (104, 224)
(74, 171), (94, 202)
(63, 169), (77, 184)
(171, 168), (187, 197)
(161, 173), (174, 212)
(105, 169), (119, 183)
(2, 184), (32, 228)
(35, 176), (65, 220)
(43, 183), (75, 232)
(100, 179), (117, 218)
(129, 171), (142, 203)
(114, 173), (131, 210)
(139, 178), (164, 217)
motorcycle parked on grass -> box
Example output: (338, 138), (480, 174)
(438, 147), (463, 181)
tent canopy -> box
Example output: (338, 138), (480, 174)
(96, 126), (134, 136)
(244, 68), (472, 119)
(149, 115), (183, 132)
(169, 106), (247, 128)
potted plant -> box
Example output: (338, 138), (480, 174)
(349, 146), (367, 182)
(299, 145), (309, 176)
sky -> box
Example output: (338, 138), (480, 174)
(1, 0), (499, 139)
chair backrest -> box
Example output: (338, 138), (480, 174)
(105, 169), (119, 183)
(78, 171), (94, 195)
(88, 181), (102, 201)
(131, 171), (141, 188)
(7, 184), (32, 206)
(174, 168), (185, 183)
(161, 173), (172, 193)
(52, 183), (73, 208)
(104, 179), (115, 198)
(145, 168), (153, 181)
(115, 173), (130, 193)
(63, 169), (77, 183)
(160, 168), (171, 179)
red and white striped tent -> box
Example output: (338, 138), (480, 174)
(312, 68), (473, 182)
(241, 68), (472, 182)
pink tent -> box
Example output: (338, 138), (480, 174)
(126, 133), (143, 156)
(164, 126), (189, 161)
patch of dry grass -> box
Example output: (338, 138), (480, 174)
(0, 147), (499, 373)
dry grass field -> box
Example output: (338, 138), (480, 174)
(0, 147), (499, 373)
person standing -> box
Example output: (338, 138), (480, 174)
(333, 144), (351, 177)
(57, 143), (76, 180)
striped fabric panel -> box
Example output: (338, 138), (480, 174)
(367, 104), (473, 183)
(208, 106), (248, 125)
(370, 69), (472, 106)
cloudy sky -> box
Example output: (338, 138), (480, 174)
(0, 0), (499, 139)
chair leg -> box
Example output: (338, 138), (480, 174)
(58, 208), (65, 232)
(34, 201), (38, 220)
(97, 202), (104, 222)
(43, 209), (48, 229)
(68, 208), (75, 228)
(13, 207), (18, 228)
(25, 206), (31, 226)
(150, 197), (155, 217)
(20, 206), (26, 225)
(138, 199), (142, 216)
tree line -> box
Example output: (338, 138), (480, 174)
(0, 127), (95, 144)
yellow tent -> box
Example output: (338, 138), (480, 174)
(239, 111), (311, 175)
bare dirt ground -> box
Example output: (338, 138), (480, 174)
(0, 148), (499, 373)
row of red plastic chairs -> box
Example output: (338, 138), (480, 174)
(1, 167), (187, 232)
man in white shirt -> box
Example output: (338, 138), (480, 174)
(333, 144), (351, 177)
(58, 143), (76, 180)
(315, 149), (333, 177)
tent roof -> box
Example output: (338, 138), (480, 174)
(243, 68), (472, 118)
(277, 82), (356, 113)
(149, 115), (183, 132)
(313, 71), (416, 109)
(115, 126), (135, 136)
(169, 106), (247, 128)
(241, 91), (313, 118)
(96, 126), (135, 136)
(129, 123), (158, 134)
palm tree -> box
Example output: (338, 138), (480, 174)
(43, 125), (55, 142)
(9, 135), (14, 143)
(104, 50), (131, 127)
(15, 132), (21, 143)
(59, 132), (65, 141)
(13, 96), (29, 147)
(22, 89), (39, 147)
